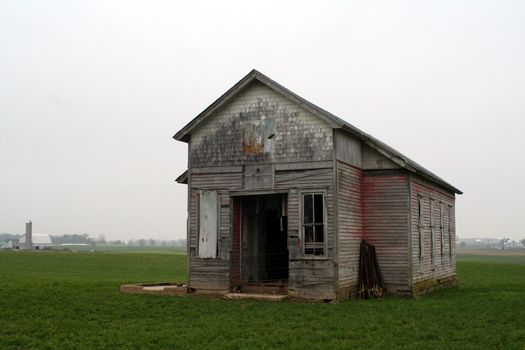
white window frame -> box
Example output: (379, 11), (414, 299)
(300, 191), (327, 257)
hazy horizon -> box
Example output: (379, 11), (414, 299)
(2, 1), (525, 241)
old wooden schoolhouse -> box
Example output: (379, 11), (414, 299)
(175, 70), (462, 301)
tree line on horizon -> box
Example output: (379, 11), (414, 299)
(0, 233), (186, 247)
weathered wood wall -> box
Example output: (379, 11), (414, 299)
(362, 171), (411, 295)
(336, 160), (363, 296)
(409, 175), (456, 290)
(186, 81), (337, 297)
(283, 167), (336, 300)
(189, 81), (333, 167)
(188, 170), (242, 293)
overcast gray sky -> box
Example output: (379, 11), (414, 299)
(1, 0), (524, 241)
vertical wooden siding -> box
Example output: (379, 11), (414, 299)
(362, 172), (410, 294)
(336, 161), (363, 293)
(410, 176), (456, 285)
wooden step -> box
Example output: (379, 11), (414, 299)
(224, 293), (288, 302)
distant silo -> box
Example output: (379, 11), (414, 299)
(24, 220), (33, 250)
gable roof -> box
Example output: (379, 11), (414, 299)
(174, 69), (462, 194)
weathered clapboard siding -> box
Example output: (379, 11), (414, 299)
(288, 259), (336, 300)
(334, 130), (362, 167)
(219, 193), (231, 260)
(190, 171), (243, 190)
(189, 81), (334, 167)
(275, 166), (335, 259)
(189, 257), (230, 291)
(289, 193), (336, 298)
(274, 168), (332, 189)
(410, 175), (456, 286)
(230, 198), (241, 288)
(282, 167), (337, 299)
(189, 190), (198, 249)
(188, 170), (240, 291)
(176, 70), (461, 300)
(362, 172), (410, 294)
(336, 161), (363, 294)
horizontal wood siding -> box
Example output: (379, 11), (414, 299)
(188, 163), (336, 298)
(410, 175), (456, 286)
(281, 167), (337, 299)
(230, 198), (241, 287)
(188, 170), (239, 291)
(190, 171), (243, 190)
(219, 193), (231, 261)
(274, 168), (332, 189)
(288, 259), (336, 300)
(189, 190), (198, 248)
(189, 257), (230, 291)
(336, 161), (362, 293)
(362, 172), (410, 294)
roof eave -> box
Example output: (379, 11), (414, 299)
(339, 124), (463, 195)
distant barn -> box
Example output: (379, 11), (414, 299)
(19, 233), (52, 250)
(175, 70), (462, 301)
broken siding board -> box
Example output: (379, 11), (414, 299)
(362, 173), (410, 293)
(274, 168), (332, 187)
(275, 160), (333, 171)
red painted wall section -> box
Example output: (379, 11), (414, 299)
(336, 161), (363, 291)
(362, 173), (410, 294)
(410, 176), (456, 284)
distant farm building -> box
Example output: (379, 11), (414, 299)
(175, 70), (462, 301)
(19, 233), (52, 250)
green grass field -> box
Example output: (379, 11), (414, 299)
(1, 249), (524, 349)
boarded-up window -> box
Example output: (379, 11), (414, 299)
(430, 199), (436, 270)
(242, 118), (275, 155)
(418, 195), (424, 261)
(198, 190), (218, 258)
(302, 193), (325, 256)
(448, 204), (453, 260)
(440, 202), (445, 260)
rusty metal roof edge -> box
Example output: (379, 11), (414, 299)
(173, 69), (463, 195)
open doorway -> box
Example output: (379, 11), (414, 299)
(232, 194), (288, 291)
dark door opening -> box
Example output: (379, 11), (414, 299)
(238, 194), (288, 286)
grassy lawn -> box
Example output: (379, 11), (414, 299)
(0, 250), (524, 349)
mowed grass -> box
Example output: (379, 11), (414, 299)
(0, 250), (524, 350)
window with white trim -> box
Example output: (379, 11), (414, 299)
(302, 193), (325, 256)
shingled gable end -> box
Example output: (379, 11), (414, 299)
(174, 69), (462, 300)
